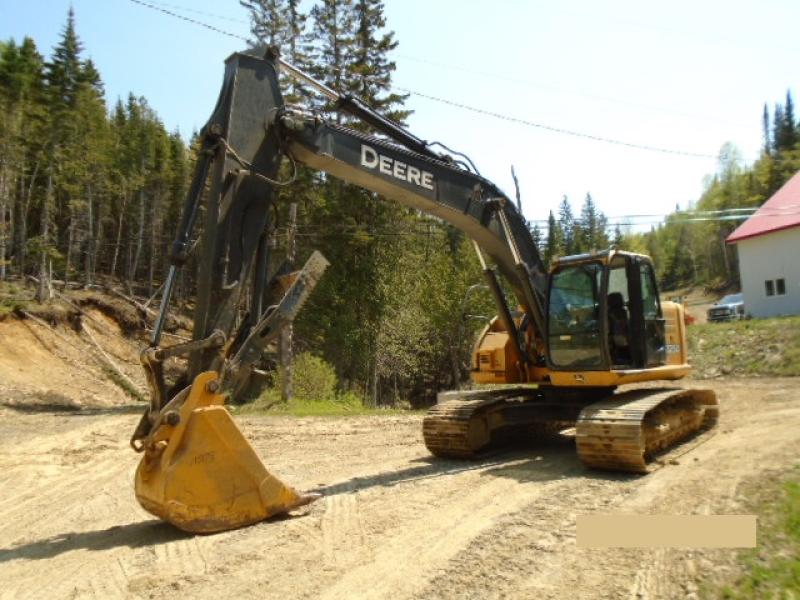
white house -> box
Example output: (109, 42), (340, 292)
(727, 171), (800, 318)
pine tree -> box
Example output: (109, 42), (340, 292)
(762, 103), (771, 154)
(612, 224), (623, 248)
(578, 193), (599, 252)
(310, 0), (355, 95)
(772, 103), (787, 152)
(286, 0), (309, 58)
(240, 0), (289, 48)
(46, 7), (83, 111)
(781, 91), (797, 149)
(529, 222), (543, 254)
(544, 210), (563, 265)
(350, 0), (409, 121)
(558, 195), (575, 255)
(242, 0), (316, 101)
(42, 8), (91, 287)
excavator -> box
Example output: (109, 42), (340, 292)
(131, 49), (718, 534)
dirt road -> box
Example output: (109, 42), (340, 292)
(1, 378), (799, 600)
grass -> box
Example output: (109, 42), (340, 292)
(0, 281), (31, 317)
(233, 390), (422, 417)
(702, 466), (800, 599)
(688, 316), (800, 378)
(101, 364), (146, 403)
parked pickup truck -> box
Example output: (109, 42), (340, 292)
(707, 293), (746, 322)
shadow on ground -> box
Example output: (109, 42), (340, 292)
(1, 402), (143, 416)
(0, 519), (188, 563)
(314, 435), (637, 497)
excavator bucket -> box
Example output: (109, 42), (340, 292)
(135, 372), (319, 533)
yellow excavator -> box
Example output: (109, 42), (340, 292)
(131, 49), (717, 533)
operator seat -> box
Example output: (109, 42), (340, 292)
(607, 292), (630, 364)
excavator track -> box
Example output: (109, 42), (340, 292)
(575, 388), (718, 473)
(422, 388), (550, 458)
(423, 397), (501, 458)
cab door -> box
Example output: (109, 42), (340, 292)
(630, 259), (667, 367)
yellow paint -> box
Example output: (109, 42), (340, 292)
(546, 364), (691, 387)
(469, 273), (694, 388)
(135, 372), (311, 533)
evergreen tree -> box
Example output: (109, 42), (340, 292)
(544, 210), (563, 265)
(557, 195), (575, 255)
(578, 193), (598, 252)
(762, 103), (771, 154)
(310, 0), (355, 95)
(780, 91), (797, 150)
(597, 212), (609, 249)
(350, 0), (409, 121)
(529, 222), (543, 254)
(240, 0), (289, 48)
(772, 103), (787, 152)
(45, 7), (83, 111)
(0, 37), (48, 278)
(612, 224), (623, 248)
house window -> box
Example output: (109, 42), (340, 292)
(765, 280), (775, 296)
(776, 278), (786, 295)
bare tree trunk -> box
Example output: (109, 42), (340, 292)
(0, 166), (7, 280)
(84, 184), (94, 286)
(110, 190), (126, 279)
(18, 161), (38, 276)
(370, 355), (378, 407)
(449, 340), (461, 390)
(64, 201), (74, 286)
(92, 188), (103, 280)
(131, 187), (146, 285)
(36, 171), (53, 302)
(147, 188), (160, 296)
(721, 235), (731, 280)
(280, 203), (297, 402)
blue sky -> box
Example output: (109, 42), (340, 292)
(3, 0), (798, 228)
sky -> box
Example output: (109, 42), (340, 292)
(2, 0), (799, 229)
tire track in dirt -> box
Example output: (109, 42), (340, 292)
(317, 451), (583, 600)
(1, 379), (799, 599)
(321, 491), (367, 567)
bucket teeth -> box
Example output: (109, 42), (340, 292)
(134, 371), (320, 533)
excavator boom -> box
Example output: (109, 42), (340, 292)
(133, 50), (717, 533)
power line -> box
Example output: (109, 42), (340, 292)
(395, 53), (740, 129)
(141, 0), (249, 25)
(127, 0), (248, 41)
(125, 0), (724, 161)
(397, 87), (719, 160)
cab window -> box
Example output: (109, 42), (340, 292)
(640, 264), (660, 319)
(548, 263), (603, 368)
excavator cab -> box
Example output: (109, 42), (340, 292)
(547, 250), (667, 371)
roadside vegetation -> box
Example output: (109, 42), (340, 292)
(702, 465), (800, 599)
(4, 5), (800, 409)
(235, 352), (419, 417)
(689, 316), (800, 378)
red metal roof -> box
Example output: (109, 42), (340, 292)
(727, 170), (800, 243)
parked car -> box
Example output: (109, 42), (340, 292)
(707, 293), (746, 322)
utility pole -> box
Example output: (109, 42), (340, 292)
(280, 203), (297, 402)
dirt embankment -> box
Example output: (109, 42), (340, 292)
(0, 378), (798, 599)
(0, 305), (147, 411)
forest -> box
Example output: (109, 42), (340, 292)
(2, 1), (799, 405)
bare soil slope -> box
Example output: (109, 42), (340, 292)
(0, 310), (146, 409)
(1, 378), (798, 600)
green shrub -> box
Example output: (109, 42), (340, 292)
(289, 352), (338, 402)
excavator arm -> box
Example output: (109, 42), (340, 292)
(132, 50), (551, 533)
